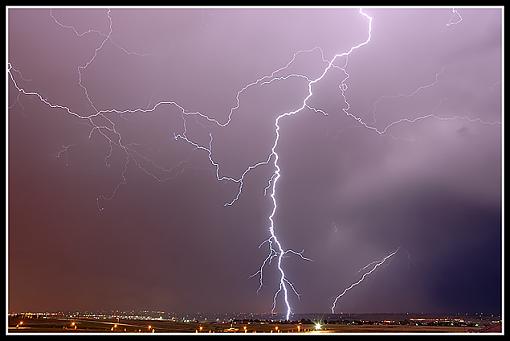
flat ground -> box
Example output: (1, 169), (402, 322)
(8, 317), (500, 334)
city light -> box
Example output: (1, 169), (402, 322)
(7, 310), (503, 333)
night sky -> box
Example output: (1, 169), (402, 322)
(8, 7), (502, 316)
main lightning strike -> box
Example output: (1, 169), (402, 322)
(331, 248), (400, 314)
(248, 8), (375, 321)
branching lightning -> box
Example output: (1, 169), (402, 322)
(50, 9), (152, 57)
(232, 8), (375, 320)
(56, 144), (74, 167)
(370, 67), (445, 125)
(8, 7), (500, 320)
(331, 247), (400, 314)
(446, 8), (463, 27)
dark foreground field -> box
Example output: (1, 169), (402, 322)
(7, 317), (501, 334)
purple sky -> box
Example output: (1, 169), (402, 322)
(8, 7), (502, 316)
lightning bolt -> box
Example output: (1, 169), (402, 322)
(357, 260), (380, 274)
(370, 67), (445, 125)
(446, 8), (463, 27)
(241, 8), (374, 320)
(331, 247), (400, 314)
(50, 9), (152, 57)
(8, 7), (500, 320)
(8, 63), (31, 113)
(56, 144), (74, 167)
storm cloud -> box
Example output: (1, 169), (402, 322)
(8, 7), (501, 315)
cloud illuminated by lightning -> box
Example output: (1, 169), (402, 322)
(7, 7), (501, 320)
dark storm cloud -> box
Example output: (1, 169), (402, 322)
(8, 7), (501, 315)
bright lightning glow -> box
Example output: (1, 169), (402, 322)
(331, 248), (400, 314)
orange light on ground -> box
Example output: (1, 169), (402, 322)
(297, 325), (301, 332)
(148, 325), (152, 329)
(244, 326), (247, 333)
(114, 324), (118, 328)
(199, 326), (203, 331)
(19, 321), (24, 325)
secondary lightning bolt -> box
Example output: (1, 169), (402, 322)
(331, 247), (400, 314)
